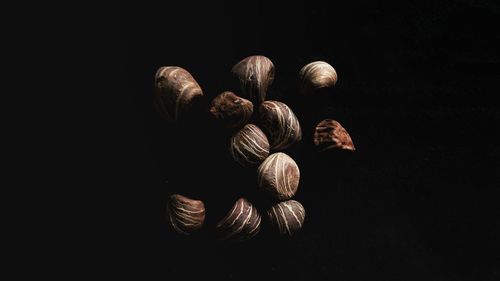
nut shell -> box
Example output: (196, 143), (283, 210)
(258, 101), (302, 151)
(230, 124), (270, 166)
(166, 194), (205, 235)
(313, 119), (355, 152)
(209, 91), (253, 129)
(257, 152), (300, 200)
(298, 61), (337, 95)
(232, 55), (275, 104)
(154, 66), (203, 121)
(216, 198), (262, 242)
(268, 200), (305, 236)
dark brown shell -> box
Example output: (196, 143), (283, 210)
(230, 124), (270, 167)
(209, 91), (253, 129)
(154, 66), (203, 121)
(166, 194), (205, 235)
(268, 200), (305, 236)
(257, 152), (300, 200)
(258, 101), (302, 151)
(313, 119), (355, 152)
(232, 55), (274, 104)
(216, 198), (261, 242)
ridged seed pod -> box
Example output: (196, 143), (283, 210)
(209, 91), (253, 129)
(154, 66), (203, 121)
(230, 124), (270, 166)
(257, 152), (300, 200)
(258, 101), (302, 151)
(166, 194), (205, 235)
(298, 61), (337, 95)
(268, 200), (305, 236)
(216, 198), (261, 242)
(232, 55), (275, 104)
(313, 119), (355, 152)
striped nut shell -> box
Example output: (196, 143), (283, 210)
(166, 194), (205, 235)
(268, 200), (305, 236)
(230, 124), (270, 166)
(209, 91), (253, 129)
(257, 152), (300, 200)
(258, 101), (302, 151)
(232, 55), (275, 104)
(298, 61), (337, 95)
(313, 119), (355, 152)
(154, 66), (203, 121)
(216, 198), (262, 242)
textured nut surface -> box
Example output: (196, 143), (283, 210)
(258, 101), (302, 151)
(232, 55), (274, 104)
(268, 200), (305, 236)
(299, 61), (337, 95)
(216, 198), (261, 242)
(313, 119), (355, 152)
(209, 91), (253, 129)
(166, 194), (205, 235)
(257, 152), (300, 200)
(230, 124), (270, 166)
(154, 66), (203, 121)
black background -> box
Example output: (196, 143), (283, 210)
(110, 0), (499, 280)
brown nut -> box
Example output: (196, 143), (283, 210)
(257, 152), (300, 200)
(313, 119), (355, 152)
(209, 91), (253, 129)
(216, 198), (261, 242)
(230, 124), (270, 167)
(166, 194), (205, 235)
(268, 200), (305, 236)
(298, 61), (337, 95)
(232, 55), (275, 104)
(258, 101), (302, 151)
(154, 66), (203, 121)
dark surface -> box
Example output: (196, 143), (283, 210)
(114, 1), (499, 280)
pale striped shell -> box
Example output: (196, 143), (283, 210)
(268, 200), (305, 236)
(166, 194), (205, 235)
(258, 101), (302, 151)
(154, 66), (203, 121)
(257, 152), (300, 200)
(232, 55), (275, 104)
(298, 61), (337, 95)
(216, 198), (261, 242)
(230, 124), (270, 166)
(313, 119), (355, 152)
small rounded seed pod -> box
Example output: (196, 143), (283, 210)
(298, 61), (337, 95)
(154, 66), (203, 121)
(257, 152), (300, 200)
(258, 101), (302, 151)
(230, 124), (270, 166)
(166, 194), (205, 235)
(313, 119), (355, 152)
(216, 198), (261, 242)
(268, 200), (305, 236)
(209, 91), (253, 129)
(232, 55), (275, 104)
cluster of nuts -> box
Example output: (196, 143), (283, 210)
(155, 56), (355, 242)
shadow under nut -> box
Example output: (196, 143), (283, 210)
(313, 119), (355, 152)
(298, 61), (337, 95)
(258, 101), (302, 151)
(154, 66), (203, 121)
(216, 198), (261, 242)
(209, 91), (253, 129)
(166, 194), (205, 235)
(268, 200), (305, 236)
(230, 124), (270, 166)
(232, 55), (275, 104)
(257, 152), (300, 200)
